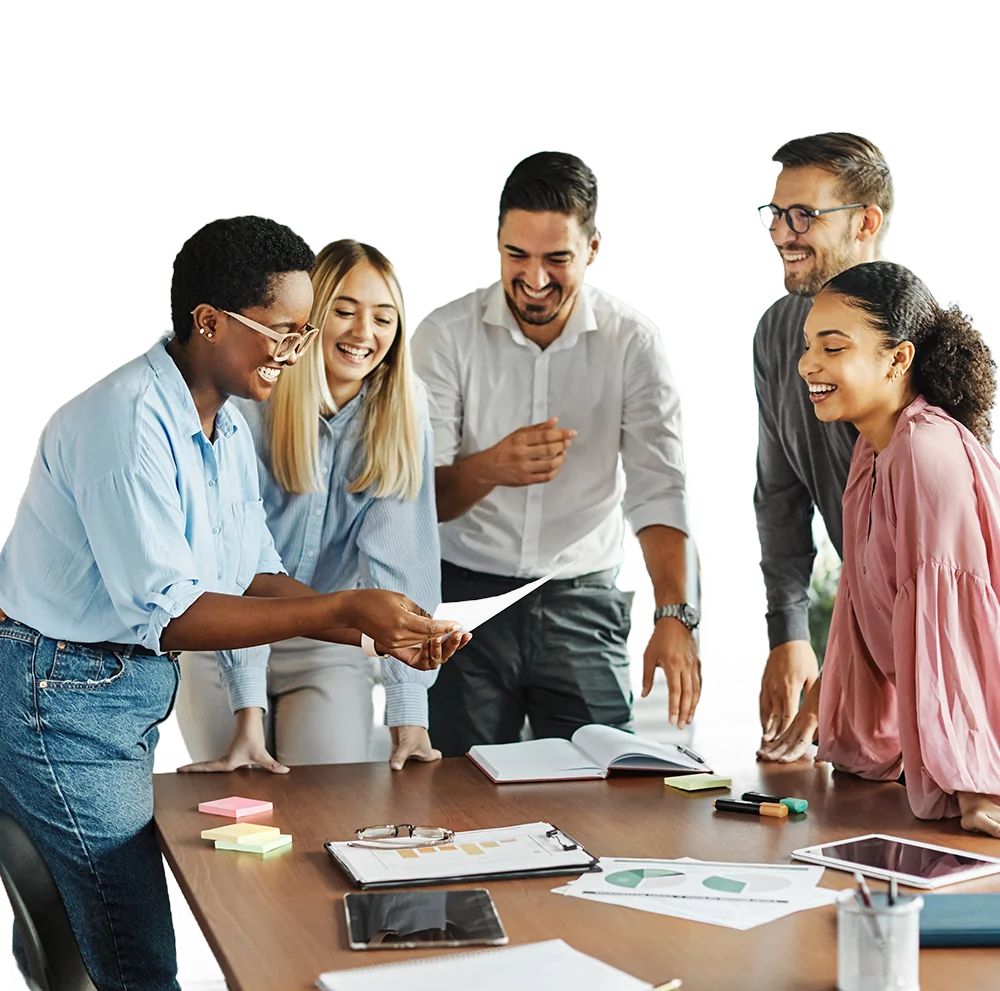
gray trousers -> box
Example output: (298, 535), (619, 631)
(428, 562), (633, 758)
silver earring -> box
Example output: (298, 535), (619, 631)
(199, 327), (206, 335)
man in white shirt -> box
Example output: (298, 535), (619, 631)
(411, 151), (700, 757)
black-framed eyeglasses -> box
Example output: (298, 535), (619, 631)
(758, 202), (866, 235)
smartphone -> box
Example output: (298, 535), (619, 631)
(344, 888), (508, 950)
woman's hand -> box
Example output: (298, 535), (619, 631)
(958, 793), (1000, 837)
(346, 590), (460, 650)
(389, 632), (473, 671)
(757, 678), (822, 763)
(389, 726), (442, 771)
(178, 707), (289, 775)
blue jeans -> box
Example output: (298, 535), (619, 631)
(0, 618), (181, 991)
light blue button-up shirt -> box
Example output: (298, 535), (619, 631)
(222, 383), (441, 726)
(0, 339), (284, 703)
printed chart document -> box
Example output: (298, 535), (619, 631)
(553, 857), (837, 930)
(317, 938), (652, 991)
(432, 566), (568, 632)
(468, 724), (711, 783)
(326, 822), (597, 889)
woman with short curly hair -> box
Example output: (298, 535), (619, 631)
(759, 260), (1000, 837)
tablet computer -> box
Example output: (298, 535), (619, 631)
(791, 833), (1000, 889)
(344, 888), (508, 950)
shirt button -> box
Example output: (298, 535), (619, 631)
(307, 551), (315, 557)
(217, 572), (223, 580)
(314, 509), (322, 517)
(213, 526), (221, 534)
(208, 479), (216, 487)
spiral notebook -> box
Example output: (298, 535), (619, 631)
(316, 939), (652, 990)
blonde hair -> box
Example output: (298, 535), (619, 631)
(266, 240), (422, 500)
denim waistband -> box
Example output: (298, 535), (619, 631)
(0, 616), (177, 660)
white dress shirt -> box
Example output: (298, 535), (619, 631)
(411, 281), (688, 579)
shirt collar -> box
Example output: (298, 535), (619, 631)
(147, 336), (238, 439)
(482, 281), (598, 349)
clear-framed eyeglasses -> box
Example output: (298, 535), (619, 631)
(350, 824), (456, 849)
(758, 202), (866, 235)
(222, 309), (320, 361)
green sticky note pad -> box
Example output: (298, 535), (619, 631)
(664, 773), (731, 792)
(215, 833), (292, 854)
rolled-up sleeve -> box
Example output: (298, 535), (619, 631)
(620, 327), (688, 536)
(410, 317), (463, 467)
(75, 463), (205, 655)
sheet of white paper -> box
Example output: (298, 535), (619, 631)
(552, 858), (837, 931)
(433, 566), (568, 631)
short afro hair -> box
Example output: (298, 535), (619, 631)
(171, 216), (315, 342)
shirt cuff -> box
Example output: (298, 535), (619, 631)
(143, 582), (205, 653)
(626, 498), (689, 538)
(383, 683), (429, 728)
(220, 663), (269, 714)
(766, 608), (812, 650)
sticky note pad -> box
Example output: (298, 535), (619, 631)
(215, 833), (292, 854)
(198, 796), (273, 819)
(201, 823), (279, 844)
(664, 773), (732, 792)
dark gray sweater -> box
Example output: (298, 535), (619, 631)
(753, 294), (858, 648)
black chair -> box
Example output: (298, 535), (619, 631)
(0, 810), (97, 991)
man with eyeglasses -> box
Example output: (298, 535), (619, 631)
(753, 133), (893, 761)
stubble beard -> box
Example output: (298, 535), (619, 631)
(505, 283), (564, 326)
(784, 234), (859, 298)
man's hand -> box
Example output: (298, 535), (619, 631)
(178, 707), (288, 774)
(759, 639), (819, 741)
(482, 417), (576, 487)
(757, 679), (821, 763)
(958, 793), (1000, 838)
(346, 590), (461, 651)
(388, 632), (473, 671)
(642, 618), (701, 727)
(389, 726), (442, 771)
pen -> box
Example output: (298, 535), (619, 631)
(677, 745), (705, 764)
(741, 791), (809, 814)
(889, 877), (898, 907)
(854, 871), (884, 943)
(653, 981), (683, 991)
(713, 799), (788, 818)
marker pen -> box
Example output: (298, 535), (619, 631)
(741, 791), (809, 814)
(713, 799), (788, 818)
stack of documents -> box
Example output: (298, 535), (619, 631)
(553, 857), (837, 930)
(317, 938), (652, 990)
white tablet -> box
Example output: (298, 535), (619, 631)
(791, 833), (1000, 889)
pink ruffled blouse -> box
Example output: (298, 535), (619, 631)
(818, 397), (1000, 819)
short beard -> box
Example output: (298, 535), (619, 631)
(784, 234), (859, 298)
(505, 285), (564, 326)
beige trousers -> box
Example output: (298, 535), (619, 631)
(176, 638), (375, 766)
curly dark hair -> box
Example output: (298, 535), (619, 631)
(824, 261), (996, 444)
(170, 216), (315, 342)
(499, 151), (598, 236)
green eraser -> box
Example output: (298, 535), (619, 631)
(780, 798), (809, 813)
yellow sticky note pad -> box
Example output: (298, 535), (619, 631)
(664, 773), (732, 792)
(214, 833), (292, 854)
(201, 823), (280, 843)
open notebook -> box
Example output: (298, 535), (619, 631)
(317, 938), (652, 990)
(467, 724), (710, 783)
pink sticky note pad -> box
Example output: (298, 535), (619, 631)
(197, 796), (273, 819)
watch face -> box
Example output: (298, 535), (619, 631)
(682, 604), (700, 628)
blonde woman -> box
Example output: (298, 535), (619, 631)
(176, 240), (462, 771)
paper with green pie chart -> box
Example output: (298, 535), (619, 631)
(556, 857), (838, 930)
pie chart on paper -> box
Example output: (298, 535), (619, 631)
(605, 868), (686, 889)
(702, 873), (793, 894)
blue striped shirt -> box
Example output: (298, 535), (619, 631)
(0, 340), (285, 668)
(221, 383), (441, 725)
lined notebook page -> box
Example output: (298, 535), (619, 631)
(316, 939), (652, 990)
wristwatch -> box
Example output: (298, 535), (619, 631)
(653, 603), (700, 631)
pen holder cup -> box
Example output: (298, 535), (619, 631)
(837, 889), (923, 991)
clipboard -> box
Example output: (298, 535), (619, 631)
(325, 821), (600, 890)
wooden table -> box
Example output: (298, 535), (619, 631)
(154, 748), (1000, 990)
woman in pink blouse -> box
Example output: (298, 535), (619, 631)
(758, 261), (1000, 837)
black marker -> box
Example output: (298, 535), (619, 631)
(741, 791), (808, 814)
(714, 799), (788, 818)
